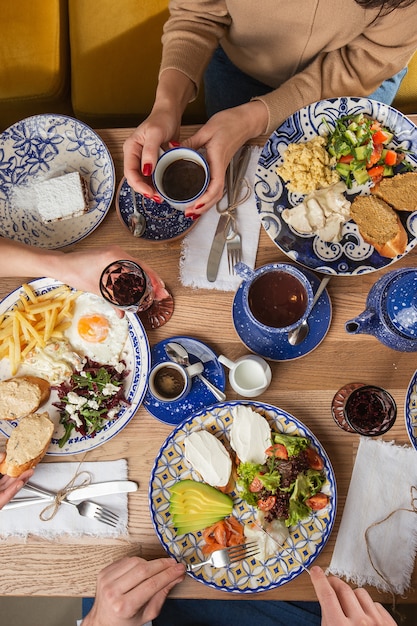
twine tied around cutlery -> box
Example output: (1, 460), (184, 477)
(216, 177), (251, 235)
(39, 463), (92, 521)
(364, 485), (417, 609)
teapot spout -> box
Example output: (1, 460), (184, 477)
(345, 309), (376, 336)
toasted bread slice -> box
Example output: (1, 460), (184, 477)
(0, 411), (54, 477)
(0, 376), (50, 421)
(350, 195), (408, 258)
(371, 171), (417, 212)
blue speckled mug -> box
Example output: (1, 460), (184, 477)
(345, 268), (417, 352)
(235, 262), (314, 339)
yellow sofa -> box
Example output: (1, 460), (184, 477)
(0, 0), (415, 132)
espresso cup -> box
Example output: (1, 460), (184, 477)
(152, 147), (209, 211)
(148, 361), (203, 403)
(218, 354), (272, 398)
(235, 262), (314, 337)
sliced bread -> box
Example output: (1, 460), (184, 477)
(350, 195), (408, 258)
(0, 411), (54, 477)
(0, 376), (50, 421)
(371, 171), (417, 212)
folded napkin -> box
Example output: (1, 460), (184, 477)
(328, 437), (417, 595)
(0, 460), (130, 540)
(179, 146), (262, 291)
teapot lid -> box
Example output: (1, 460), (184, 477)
(385, 271), (417, 339)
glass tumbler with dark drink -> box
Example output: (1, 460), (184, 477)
(99, 260), (174, 330)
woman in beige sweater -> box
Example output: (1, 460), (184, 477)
(124, 0), (417, 217)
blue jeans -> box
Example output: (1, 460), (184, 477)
(82, 597), (322, 625)
(204, 46), (407, 117)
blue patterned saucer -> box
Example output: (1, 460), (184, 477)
(143, 336), (226, 425)
(232, 267), (331, 361)
(116, 177), (195, 242)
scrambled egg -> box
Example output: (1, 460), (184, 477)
(277, 136), (339, 194)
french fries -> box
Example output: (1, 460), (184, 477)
(0, 283), (80, 375)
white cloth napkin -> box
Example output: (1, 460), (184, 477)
(179, 146), (262, 291)
(0, 460), (130, 539)
(328, 437), (417, 595)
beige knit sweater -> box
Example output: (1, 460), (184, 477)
(160, 0), (417, 133)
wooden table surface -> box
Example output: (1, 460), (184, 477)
(0, 118), (416, 602)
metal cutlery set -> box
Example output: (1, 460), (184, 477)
(207, 146), (251, 282)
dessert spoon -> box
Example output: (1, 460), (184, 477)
(288, 275), (331, 346)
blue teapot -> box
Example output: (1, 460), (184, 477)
(345, 268), (417, 352)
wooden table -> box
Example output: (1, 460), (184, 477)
(0, 119), (416, 602)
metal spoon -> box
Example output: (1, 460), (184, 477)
(165, 342), (226, 402)
(129, 186), (146, 237)
(288, 275), (331, 346)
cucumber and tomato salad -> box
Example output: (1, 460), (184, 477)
(325, 113), (411, 188)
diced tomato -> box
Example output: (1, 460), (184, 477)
(265, 443), (288, 460)
(372, 129), (392, 144)
(367, 142), (383, 167)
(338, 154), (354, 164)
(370, 120), (382, 131)
(257, 496), (276, 511)
(305, 493), (330, 510)
(367, 165), (385, 183)
(249, 476), (264, 493)
(384, 149), (398, 166)
(304, 447), (324, 471)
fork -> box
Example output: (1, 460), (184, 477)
(226, 147), (251, 274)
(186, 541), (259, 571)
(23, 482), (119, 528)
(226, 228), (242, 273)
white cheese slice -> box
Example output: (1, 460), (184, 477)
(184, 430), (232, 488)
(229, 405), (271, 464)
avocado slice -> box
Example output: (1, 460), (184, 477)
(169, 479), (233, 533)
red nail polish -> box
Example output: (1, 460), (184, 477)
(143, 163), (152, 177)
(170, 141), (181, 147)
(194, 203), (205, 210)
(152, 194), (162, 203)
(187, 213), (200, 220)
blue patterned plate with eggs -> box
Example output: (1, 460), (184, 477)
(0, 278), (150, 455)
(256, 97), (417, 275)
(0, 114), (115, 250)
(149, 400), (336, 593)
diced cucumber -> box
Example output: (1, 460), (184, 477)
(353, 168), (370, 185)
(344, 129), (358, 145)
(353, 145), (369, 161)
(383, 165), (394, 177)
(335, 162), (351, 177)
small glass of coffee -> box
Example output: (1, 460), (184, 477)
(152, 147), (209, 211)
(99, 260), (174, 330)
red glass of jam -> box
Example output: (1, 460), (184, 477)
(99, 260), (174, 330)
(344, 385), (397, 436)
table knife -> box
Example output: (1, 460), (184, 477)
(3, 480), (138, 510)
(206, 211), (230, 282)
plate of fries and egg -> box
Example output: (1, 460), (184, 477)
(255, 97), (417, 275)
(0, 278), (150, 455)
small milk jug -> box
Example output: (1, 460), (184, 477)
(345, 268), (417, 352)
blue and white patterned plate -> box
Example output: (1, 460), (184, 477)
(143, 336), (226, 425)
(116, 177), (195, 242)
(0, 278), (150, 455)
(0, 114), (115, 249)
(256, 97), (417, 275)
(404, 370), (417, 451)
(233, 267), (331, 361)
(149, 400), (336, 593)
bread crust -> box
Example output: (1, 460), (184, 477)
(0, 376), (50, 420)
(0, 411), (54, 477)
(371, 171), (417, 212)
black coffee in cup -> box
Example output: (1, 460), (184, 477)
(248, 270), (308, 328)
(161, 158), (206, 201)
(152, 364), (186, 400)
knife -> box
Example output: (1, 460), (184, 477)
(3, 480), (138, 510)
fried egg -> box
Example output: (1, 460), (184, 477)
(64, 292), (129, 366)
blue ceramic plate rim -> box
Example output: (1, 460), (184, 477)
(0, 114), (115, 249)
(0, 278), (150, 455)
(233, 267), (332, 361)
(143, 335), (226, 425)
(255, 97), (417, 276)
(404, 369), (417, 451)
(116, 177), (195, 242)
(149, 400), (337, 593)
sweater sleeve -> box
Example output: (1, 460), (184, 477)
(159, 0), (230, 97)
(255, 6), (417, 133)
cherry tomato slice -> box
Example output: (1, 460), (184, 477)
(305, 447), (324, 470)
(258, 496), (276, 511)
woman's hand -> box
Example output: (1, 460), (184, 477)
(82, 556), (186, 626)
(310, 566), (396, 625)
(0, 453), (34, 509)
